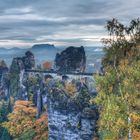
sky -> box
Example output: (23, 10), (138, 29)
(0, 0), (140, 48)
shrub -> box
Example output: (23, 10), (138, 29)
(65, 82), (77, 96)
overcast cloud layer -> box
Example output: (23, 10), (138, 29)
(0, 0), (139, 48)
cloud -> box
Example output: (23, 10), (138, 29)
(0, 0), (139, 47)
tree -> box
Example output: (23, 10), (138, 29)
(34, 114), (48, 140)
(2, 100), (48, 140)
(0, 60), (7, 68)
(102, 18), (140, 67)
(0, 100), (12, 140)
(43, 61), (52, 70)
(91, 18), (140, 139)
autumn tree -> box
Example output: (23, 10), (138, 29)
(2, 100), (48, 140)
(43, 61), (52, 70)
(91, 18), (140, 139)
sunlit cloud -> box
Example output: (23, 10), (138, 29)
(4, 7), (33, 15)
(0, 40), (33, 48)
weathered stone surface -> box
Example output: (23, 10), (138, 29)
(2, 48), (98, 140)
(55, 46), (86, 73)
(22, 51), (35, 69)
(0, 60), (9, 100)
(9, 51), (35, 100)
(46, 80), (98, 140)
(10, 51), (35, 73)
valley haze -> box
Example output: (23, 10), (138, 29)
(0, 44), (104, 73)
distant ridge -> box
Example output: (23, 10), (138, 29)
(0, 44), (57, 50)
(0, 47), (26, 51)
(31, 44), (56, 50)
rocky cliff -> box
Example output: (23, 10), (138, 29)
(55, 46), (86, 72)
(39, 78), (98, 140)
(0, 47), (98, 140)
(0, 60), (9, 100)
(9, 51), (35, 99)
(0, 60), (8, 83)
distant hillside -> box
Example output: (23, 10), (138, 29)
(31, 44), (56, 50)
(0, 45), (104, 73)
(0, 44), (61, 66)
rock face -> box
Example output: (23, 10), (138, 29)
(55, 46), (86, 72)
(0, 60), (8, 83)
(9, 61), (98, 139)
(44, 79), (98, 140)
(9, 51), (35, 99)
(0, 60), (9, 100)
(4, 48), (98, 139)
(22, 51), (35, 69)
(10, 51), (35, 72)
(26, 73), (98, 140)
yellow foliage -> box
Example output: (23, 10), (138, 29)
(130, 112), (140, 139)
(65, 82), (77, 96)
(94, 19), (140, 140)
(130, 113), (140, 124)
(2, 100), (48, 139)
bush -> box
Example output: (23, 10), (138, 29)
(65, 82), (77, 96)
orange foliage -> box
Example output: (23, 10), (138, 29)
(34, 113), (48, 140)
(15, 100), (31, 106)
(43, 61), (52, 70)
(130, 113), (140, 140)
(14, 100), (37, 116)
(2, 100), (48, 139)
(132, 129), (140, 140)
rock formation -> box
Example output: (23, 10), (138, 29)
(9, 51), (35, 100)
(22, 51), (35, 70)
(43, 79), (98, 140)
(0, 60), (9, 100)
(55, 46), (86, 72)
(0, 60), (8, 84)
(32, 44), (56, 50)
(10, 51), (35, 72)
(0, 47), (98, 140)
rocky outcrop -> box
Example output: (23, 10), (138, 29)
(0, 60), (8, 83)
(11, 65), (98, 139)
(10, 51), (35, 72)
(9, 51), (35, 100)
(43, 79), (98, 140)
(31, 44), (56, 50)
(55, 46), (86, 72)
(22, 51), (35, 69)
(4, 47), (98, 140)
(0, 60), (9, 100)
